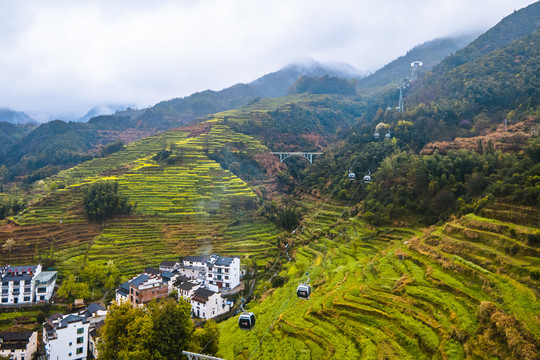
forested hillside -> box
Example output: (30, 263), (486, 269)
(0, 3), (538, 360)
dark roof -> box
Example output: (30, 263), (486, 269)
(178, 282), (197, 291)
(46, 313), (63, 323)
(144, 267), (162, 276)
(130, 274), (150, 287)
(173, 276), (190, 287)
(116, 281), (130, 296)
(2, 273), (33, 281)
(160, 260), (177, 267)
(4, 265), (37, 273)
(0, 331), (33, 342)
(86, 303), (105, 314)
(59, 314), (87, 328)
(161, 271), (174, 279)
(183, 256), (206, 263)
(214, 256), (236, 266)
(192, 287), (216, 302)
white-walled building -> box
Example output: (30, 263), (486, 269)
(0, 264), (57, 305)
(190, 288), (230, 320)
(176, 280), (201, 301)
(159, 260), (180, 272)
(0, 331), (38, 360)
(205, 256), (241, 292)
(43, 314), (90, 360)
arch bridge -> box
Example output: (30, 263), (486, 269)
(271, 152), (322, 164)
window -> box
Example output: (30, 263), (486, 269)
(77, 328), (84, 334)
(24, 296), (30, 302)
(1, 289), (7, 295)
(1, 298), (8, 303)
(37, 287), (46, 293)
(76, 347), (84, 354)
(69, 342), (73, 346)
(77, 336), (84, 344)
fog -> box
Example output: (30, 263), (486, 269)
(0, 0), (535, 121)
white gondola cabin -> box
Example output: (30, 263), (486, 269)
(385, 132), (391, 139)
(238, 312), (256, 330)
(363, 172), (371, 184)
(297, 284), (311, 299)
(374, 132), (380, 139)
(348, 171), (356, 180)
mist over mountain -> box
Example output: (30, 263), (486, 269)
(75, 105), (134, 123)
(0, 108), (38, 125)
(249, 61), (363, 98)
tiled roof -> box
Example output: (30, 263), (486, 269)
(130, 274), (150, 287)
(86, 303), (105, 314)
(0, 331), (33, 342)
(59, 314), (87, 328)
(192, 287), (216, 302)
(183, 256), (206, 263)
(160, 260), (177, 267)
(144, 267), (162, 276)
(179, 282), (197, 291)
(214, 256), (236, 266)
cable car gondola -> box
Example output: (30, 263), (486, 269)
(348, 170), (356, 180)
(385, 132), (391, 139)
(374, 132), (380, 139)
(238, 312), (256, 330)
(297, 273), (311, 300)
(238, 298), (256, 330)
(363, 171), (371, 184)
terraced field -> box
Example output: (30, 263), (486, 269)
(218, 204), (540, 359)
(0, 118), (281, 276)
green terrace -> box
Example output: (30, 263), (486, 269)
(218, 208), (539, 359)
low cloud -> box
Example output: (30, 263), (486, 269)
(0, 0), (535, 120)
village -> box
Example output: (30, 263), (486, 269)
(0, 254), (242, 359)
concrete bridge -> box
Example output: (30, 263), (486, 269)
(271, 152), (322, 164)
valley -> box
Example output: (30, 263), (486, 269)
(0, 2), (539, 359)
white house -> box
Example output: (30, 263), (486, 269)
(0, 264), (57, 305)
(43, 314), (90, 360)
(182, 256), (207, 268)
(176, 280), (201, 301)
(190, 288), (230, 320)
(0, 331), (38, 360)
(159, 260), (180, 272)
(205, 256), (240, 292)
(115, 280), (130, 304)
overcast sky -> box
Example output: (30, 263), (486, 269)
(0, 0), (536, 121)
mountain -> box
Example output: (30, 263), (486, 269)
(75, 105), (134, 123)
(249, 61), (362, 98)
(437, 1), (540, 72)
(0, 108), (38, 125)
(356, 35), (476, 93)
(0, 4), (538, 359)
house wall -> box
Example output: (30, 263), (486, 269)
(0, 331), (37, 360)
(45, 320), (89, 360)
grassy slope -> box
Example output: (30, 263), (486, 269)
(0, 115), (281, 276)
(218, 203), (539, 359)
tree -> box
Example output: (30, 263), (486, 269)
(192, 320), (219, 356)
(82, 181), (134, 223)
(2, 238), (15, 263)
(56, 275), (90, 301)
(99, 299), (197, 360)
